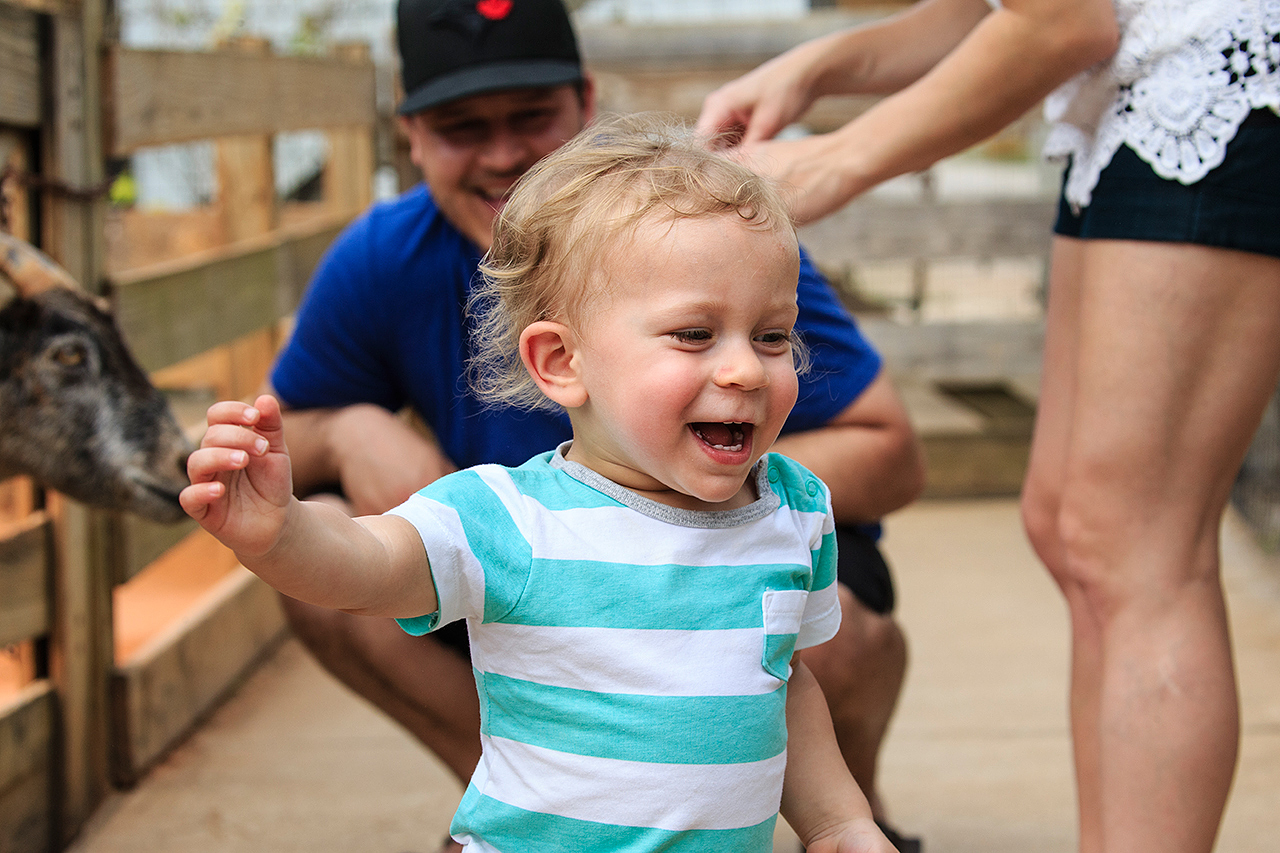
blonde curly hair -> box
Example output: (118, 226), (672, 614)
(467, 112), (803, 413)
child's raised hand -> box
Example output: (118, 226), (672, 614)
(180, 394), (294, 559)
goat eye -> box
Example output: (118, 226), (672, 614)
(51, 342), (87, 367)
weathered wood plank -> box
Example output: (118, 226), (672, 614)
(216, 134), (278, 241)
(212, 37), (279, 244)
(0, 4), (40, 128)
(798, 198), (1057, 266)
(858, 317), (1045, 381)
(104, 46), (377, 155)
(110, 515), (199, 586)
(0, 762), (50, 853)
(324, 124), (376, 218)
(43, 4), (114, 843)
(46, 496), (114, 848)
(110, 568), (287, 785)
(0, 132), (35, 262)
(1, 0), (68, 12)
(582, 13), (888, 131)
(580, 12), (889, 69)
(0, 513), (50, 649)
(0, 681), (52, 853)
(591, 65), (876, 132)
(107, 213), (349, 373)
(920, 432), (1032, 498)
(897, 380), (1037, 499)
(0, 681), (53, 853)
(0, 682), (52, 796)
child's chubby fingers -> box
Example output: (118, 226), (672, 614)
(178, 478), (224, 518)
(245, 394), (287, 452)
(205, 398), (263, 429)
(186, 442), (258, 483)
(202, 395), (286, 449)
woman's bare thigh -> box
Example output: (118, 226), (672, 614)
(1053, 239), (1280, 570)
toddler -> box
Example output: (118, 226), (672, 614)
(182, 113), (897, 853)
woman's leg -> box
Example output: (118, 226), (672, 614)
(1024, 237), (1280, 853)
(1021, 237), (1105, 852)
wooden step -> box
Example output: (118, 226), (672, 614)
(901, 379), (1037, 499)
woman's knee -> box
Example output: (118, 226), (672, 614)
(1021, 466), (1065, 572)
(1023, 465), (1140, 619)
(1052, 478), (1212, 626)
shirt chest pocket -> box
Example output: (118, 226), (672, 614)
(761, 589), (807, 681)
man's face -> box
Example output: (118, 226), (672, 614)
(401, 82), (594, 251)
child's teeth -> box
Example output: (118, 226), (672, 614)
(695, 422), (745, 451)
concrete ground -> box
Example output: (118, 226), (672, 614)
(68, 499), (1280, 853)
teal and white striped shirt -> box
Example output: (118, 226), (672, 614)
(391, 444), (840, 852)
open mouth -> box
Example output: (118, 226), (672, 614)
(690, 422), (751, 453)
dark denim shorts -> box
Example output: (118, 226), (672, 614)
(1054, 108), (1280, 260)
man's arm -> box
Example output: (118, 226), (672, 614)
(266, 385), (458, 516)
(182, 395), (438, 619)
(772, 370), (925, 523)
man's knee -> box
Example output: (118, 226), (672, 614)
(278, 592), (365, 663)
(802, 586), (907, 699)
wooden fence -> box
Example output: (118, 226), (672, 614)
(0, 2), (376, 849)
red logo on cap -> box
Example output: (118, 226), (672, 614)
(476, 0), (512, 19)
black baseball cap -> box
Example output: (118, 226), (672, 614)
(397, 0), (585, 115)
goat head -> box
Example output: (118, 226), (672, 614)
(1, 232), (193, 523)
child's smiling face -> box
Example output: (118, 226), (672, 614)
(563, 212), (802, 511)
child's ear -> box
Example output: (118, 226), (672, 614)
(520, 321), (588, 409)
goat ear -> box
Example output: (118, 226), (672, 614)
(1, 232), (82, 301)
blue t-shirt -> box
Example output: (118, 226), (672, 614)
(271, 184), (882, 470)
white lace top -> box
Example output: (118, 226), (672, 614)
(1038, 0), (1280, 209)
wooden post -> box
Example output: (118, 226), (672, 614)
(1, 131), (37, 524)
(41, 0), (106, 293)
(215, 36), (278, 244)
(211, 36), (283, 399)
(45, 500), (113, 845)
(323, 42), (376, 218)
(39, 0), (114, 843)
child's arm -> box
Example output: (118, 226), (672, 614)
(180, 394), (437, 619)
(781, 661), (899, 853)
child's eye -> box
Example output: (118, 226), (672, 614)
(672, 329), (713, 344)
(756, 330), (793, 347)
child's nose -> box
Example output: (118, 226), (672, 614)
(714, 343), (769, 390)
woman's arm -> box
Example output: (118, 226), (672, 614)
(699, 0), (1119, 223)
(771, 371), (925, 523)
(268, 385), (458, 516)
(698, 0), (993, 144)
